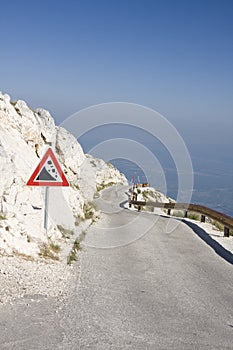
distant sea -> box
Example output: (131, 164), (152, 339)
(78, 129), (233, 218)
(110, 156), (233, 218)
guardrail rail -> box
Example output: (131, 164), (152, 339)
(129, 200), (233, 237)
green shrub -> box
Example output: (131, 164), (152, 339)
(39, 243), (59, 261)
(67, 239), (82, 265)
(96, 182), (115, 192)
(142, 191), (149, 199)
(49, 242), (61, 253)
(212, 221), (224, 231)
(70, 183), (80, 190)
(83, 202), (97, 220)
(187, 212), (200, 221)
(211, 221), (233, 236)
(73, 239), (81, 251)
(67, 250), (77, 265)
(172, 210), (184, 218)
(0, 213), (6, 220)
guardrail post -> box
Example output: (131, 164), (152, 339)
(224, 226), (230, 237)
(129, 200), (233, 232)
(201, 215), (205, 223)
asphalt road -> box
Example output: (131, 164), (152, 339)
(1, 186), (233, 349)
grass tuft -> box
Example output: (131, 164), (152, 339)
(0, 213), (6, 220)
(67, 239), (82, 265)
(39, 243), (59, 261)
(49, 242), (61, 253)
(83, 202), (97, 220)
(187, 212), (200, 221)
(96, 182), (115, 192)
(67, 250), (77, 265)
(70, 183), (80, 191)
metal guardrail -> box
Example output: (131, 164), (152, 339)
(129, 200), (233, 237)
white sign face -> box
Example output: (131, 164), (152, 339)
(35, 156), (62, 182)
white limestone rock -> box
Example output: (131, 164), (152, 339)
(36, 108), (57, 147)
(129, 186), (173, 214)
(0, 91), (128, 258)
(79, 155), (128, 201)
(55, 126), (85, 177)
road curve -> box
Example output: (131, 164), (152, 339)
(1, 185), (233, 350)
(60, 186), (233, 349)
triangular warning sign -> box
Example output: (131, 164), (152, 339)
(27, 148), (69, 187)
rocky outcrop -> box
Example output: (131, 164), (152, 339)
(128, 186), (173, 214)
(0, 92), (127, 257)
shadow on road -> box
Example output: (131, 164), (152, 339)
(182, 220), (233, 265)
(117, 193), (233, 265)
(119, 192), (131, 209)
(119, 200), (129, 209)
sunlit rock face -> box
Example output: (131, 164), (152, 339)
(0, 92), (127, 257)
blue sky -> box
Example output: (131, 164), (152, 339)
(0, 0), (232, 154)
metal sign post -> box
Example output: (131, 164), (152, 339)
(44, 186), (49, 233)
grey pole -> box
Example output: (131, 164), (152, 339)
(44, 186), (49, 233)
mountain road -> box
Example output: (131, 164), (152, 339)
(0, 185), (232, 349)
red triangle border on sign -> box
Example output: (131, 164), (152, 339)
(27, 148), (69, 187)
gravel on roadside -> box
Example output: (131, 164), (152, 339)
(0, 255), (79, 306)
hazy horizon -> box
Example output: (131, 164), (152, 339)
(1, 0), (232, 209)
(1, 1), (232, 137)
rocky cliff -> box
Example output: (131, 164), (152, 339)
(0, 92), (127, 257)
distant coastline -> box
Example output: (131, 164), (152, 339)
(110, 158), (233, 217)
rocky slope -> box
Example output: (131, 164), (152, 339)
(128, 186), (173, 215)
(0, 92), (127, 258)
